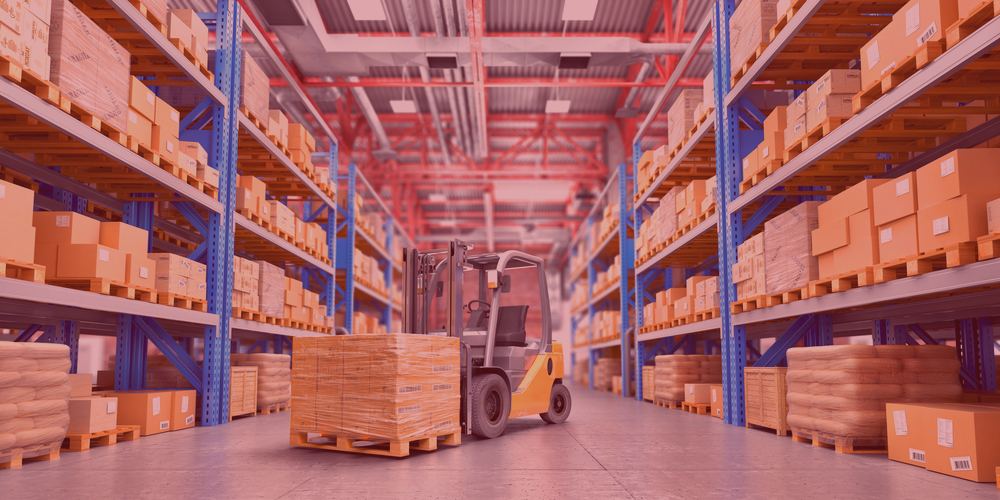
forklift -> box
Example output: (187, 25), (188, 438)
(401, 240), (572, 438)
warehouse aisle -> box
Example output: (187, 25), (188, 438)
(3, 388), (994, 499)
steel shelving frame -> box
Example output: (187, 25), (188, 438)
(625, 0), (1000, 425)
(566, 162), (633, 393)
(0, 0), (349, 425)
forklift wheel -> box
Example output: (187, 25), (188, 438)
(470, 373), (510, 439)
(540, 383), (571, 424)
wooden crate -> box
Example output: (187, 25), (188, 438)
(642, 366), (656, 402)
(744, 367), (789, 436)
(229, 366), (258, 420)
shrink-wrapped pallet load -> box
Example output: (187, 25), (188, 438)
(764, 201), (821, 295)
(785, 345), (962, 444)
(257, 260), (286, 318)
(240, 51), (269, 124)
(0, 342), (73, 462)
(232, 353), (290, 411)
(653, 354), (722, 405)
(594, 358), (621, 392)
(728, 0), (780, 78)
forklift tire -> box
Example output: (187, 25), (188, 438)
(540, 383), (571, 424)
(470, 373), (510, 439)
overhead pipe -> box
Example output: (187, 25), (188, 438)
(345, 77), (395, 158)
(401, 0), (452, 166)
(436, 0), (472, 158)
(616, 62), (652, 115)
(456, 0), (485, 162)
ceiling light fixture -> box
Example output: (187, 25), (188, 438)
(390, 100), (417, 113)
(346, 0), (387, 21)
(561, 0), (600, 21)
(545, 100), (572, 114)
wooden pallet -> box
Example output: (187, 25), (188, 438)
(232, 307), (283, 325)
(978, 233), (1000, 261)
(782, 117), (849, 164)
(257, 402), (290, 415)
(47, 277), (157, 302)
(946, 1), (998, 50)
(158, 292), (208, 312)
(291, 429), (461, 458)
(274, 226), (296, 244)
(808, 267), (874, 297)
(168, 38), (213, 82)
(873, 242), (978, 284)
(682, 402), (712, 415)
(747, 422), (790, 437)
(62, 425), (141, 452)
(230, 409), (256, 421)
(126, 0), (169, 35)
(790, 428), (887, 454)
(238, 208), (273, 232)
(0, 442), (60, 469)
(0, 257), (45, 283)
(670, 314), (694, 327)
(693, 307), (720, 322)
(731, 286), (811, 314)
(852, 40), (946, 113)
(739, 167), (769, 195)
(730, 43), (770, 88)
(655, 399), (682, 409)
(731, 295), (765, 314)
(678, 204), (718, 235)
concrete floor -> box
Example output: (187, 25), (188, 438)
(4, 387), (997, 499)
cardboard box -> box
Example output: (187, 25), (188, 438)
(915, 149), (1000, 210)
(686, 275), (711, 297)
(0, 0), (22, 38)
(105, 391), (172, 436)
(0, 218), (35, 263)
(149, 252), (194, 278)
(684, 383), (713, 404)
(784, 115), (807, 145)
(56, 243), (126, 281)
(917, 403), (1000, 482)
(177, 151), (197, 176)
(878, 214), (919, 263)
(818, 179), (890, 226)
(861, 20), (904, 90)
(181, 141), (209, 166)
(0, 179), (34, 225)
(742, 148), (760, 180)
(886, 402), (933, 468)
(96, 370), (114, 389)
(673, 296), (694, 317)
(25, 0), (47, 25)
(127, 108), (153, 150)
(810, 69), (862, 100)
(895, 0), (959, 53)
(67, 396), (119, 435)
(806, 95), (854, 131)
(198, 165), (220, 189)
(989, 197), (1000, 235)
(34, 212), (100, 245)
(21, 11), (48, 79)
(158, 389), (196, 431)
(873, 173), (919, 226)
(666, 89), (703, 151)
(811, 217), (849, 256)
(738, 232), (765, 262)
(917, 193), (998, 250)
(710, 385), (724, 418)
(187, 278), (206, 300)
(832, 209), (879, 275)
(152, 125), (178, 165)
(166, 10), (192, 45)
(125, 254), (155, 289)
(129, 77), (157, 121)
(50, 0), (99, 114)
(287, 123), (316, 152)
(68, 373), (93, 397)
(268, 109), (289, 145)
(168, 9), (208, 58)
(728, 0), (780, 77)
(99, 222), (149, 257)
(786, 93), (808, 125)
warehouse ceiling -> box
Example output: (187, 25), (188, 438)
(173, 0), (712, 259)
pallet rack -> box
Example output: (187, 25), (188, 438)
(599, 0), (1000, 423)
(0, 0), (379, 425)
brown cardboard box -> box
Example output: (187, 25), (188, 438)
(686, 276), (711, 297)
(99, 222), (149, 256)
(656, 288), (686, 307)
(873, 173), (919, 226)
(684, 383), (713, 404)
(894, 0), (959, 54)
(57, 244), (126, 281)
(67, 396), (119, 435)
(915, 149), (1000, 210)
(152, 125), (178, 165)
(125, 254), (155, 289)
(268, 109), (289, 145)
(811, 217), (849, 256)
(168, 9), (208, 57)
(68, 373), (93, 397)
(0, 23), (23, 63)
(155, 274), (187, 295)
(22, 12), (49, 79)
(149, 252), (194, 278)
(181, 141), (209, 166)
(729, 0), (780, 77)
(25, 0), (45, 24)
(105, 391), (173, 436)
(34, 211), (101, 245)
(166, 10), (192, 45)
(806, 95), (854, 131)
(742, 148), (760, 180)
(154, 97), (180, 136)
(198, 165), (220, 189)
(0, 177), (34, 225)
(786, 93), (808, 125)
(710, 384), (724, 418)
(287, 123), (316, 152)
(738, 232), (765, 262)
(127, 108), (153, 150)
(0, 0), (23, 32)
(861, 21), (904, 90)
(186, 279), (206, 300)
(784, 115), (807, 145)
(832, 209), (879, 274)
(819, 179), (890, 225)
(915, 403), (1000, 482)
(989, 197), (1000, 235)
(673, 296), (693, 318)
(810, 69), (862, 100)
(917, 193), (998, 250)
(177, 151), (197, 176)
(886, 402), (934, 468)
(129, 77), (157, 121)
(163, 389), (196, 431)
(878, 214), (919, 263)
(0, 218), (36, 263)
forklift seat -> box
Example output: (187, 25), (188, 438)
(495, 305), (528, 347)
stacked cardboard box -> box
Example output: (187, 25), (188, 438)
(166, 9), (209, 67)
(764, 201), (820, 294)
(353, 249), (387, 294)
(239, 51), (269, 123)
(291, 335), (461, 440)
(710, 384), (724, 418)
(693, 276), (719, 314)
(268, 199), (296, 238)
(19, 0), (50, 80)
(268, 109), (289, 147)
(913, 150), (1000, 253)
(305, 222), (328, 257)
(860, 0), (959, 91)
(666, 89), (703, 152)
(149, 252), (206, 300)
(685, 383), (714, 404)
(784, 70), (860, 147)
(572, 321), (588, 345)
(50, 0), (130, 132)
(34, 212), (126, 284)
(237, 175), (268, 218)
(887, 402), (1000, 482)
(652, 287), (686, 326)
(99, 222), (154, 290)
(753, 106), (787, 177)
(284, 276), (308, 324)
(733, 232), (766, 300)
(812, 181), (887, 278)
(786, 345), (962, 448)
(594, 357), (621, 392)
(0, 179), (38, 265)
(180, 142), (218, 189)
(694, 70), (714, 120)
(288, 123), (317, 171)
(573, 359), (590, 386)
(68, 394), (119, 435)
(636, 150), (654, 196)
(653, 354), (722, 404)
(232, 255), (260, 312)
(231, 353), (290, 411)
(257, 260), (286, 318)
(0, 342), (72, 458)
(351, 310), (386, 335)
(677, 179), (710, 229)
(728, 0), (780, 78)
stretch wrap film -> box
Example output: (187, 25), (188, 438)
(233, 353), (290, 409)
(0, 342), (72, 459)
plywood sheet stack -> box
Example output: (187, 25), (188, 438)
(239, 50), (269, 124)
(18, 0), (52, 80)
(594, 358), (621, 392)
(0, 342), (73, 462)
(50, 0), (130, 132)
(785, 345), (962, 445)
(230, 353), (290, 411)
(763, 201), (820, 295)
(291, 335), (460, 441)
(258, 260), (286, 318)
(232, 255), (260, 312)
(653, 354), (722, 405)
(732, 231), (766, 300)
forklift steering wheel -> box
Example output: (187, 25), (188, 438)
(466, 299), (492, 312)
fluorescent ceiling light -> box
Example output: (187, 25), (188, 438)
(347, 0), (387, 21)
(428, 194), (447, 203)
(390, 100), (417, 113)
(545, 100), (571, 114)
(562, 0), (599, 21)
(494, 181), (574, 204)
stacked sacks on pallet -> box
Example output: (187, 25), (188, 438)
(231, 353), (290, 411)
(594, 358), (621, 392)
(785, 345), (962, 441)
(653, 354), (722, 404)
(0, 343), (72, 458)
